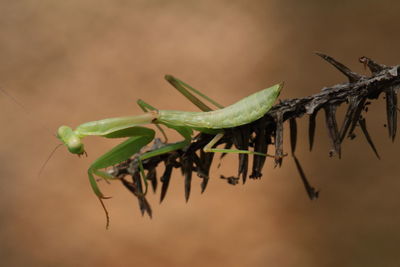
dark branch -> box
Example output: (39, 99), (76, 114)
(111, 53), (400, 213)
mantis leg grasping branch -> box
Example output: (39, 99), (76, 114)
(56, 75), (282, 228)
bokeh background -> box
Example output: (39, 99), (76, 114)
(1, 1), (399, 266)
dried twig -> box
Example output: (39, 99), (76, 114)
(112, 53), (399, 213)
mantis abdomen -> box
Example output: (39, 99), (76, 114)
(158, 83), (282, 129)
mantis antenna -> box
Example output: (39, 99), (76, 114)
(0, 87), (61, 177)
(0, 87), (55, 136)
(37, 144), (63, 178)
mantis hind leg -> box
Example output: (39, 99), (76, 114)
(165, 75), (224, 111)
(203, 133), (267, 157)
(136, 74), (225, 141)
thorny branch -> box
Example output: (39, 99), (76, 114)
(110, 53), (399, 217)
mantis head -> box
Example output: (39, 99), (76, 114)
(57, 126), (85, 155)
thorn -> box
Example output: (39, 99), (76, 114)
(359, 56), (388, 74)
(315, 52), (362, 83)
(274, 112), (284, 167)
(358, 118), (381, 159)
(289, 118), (297, 154)
(385, 88), (398, 142)
(309, 112), (317, 151)
(293, 156), (319, 200)
(324, 105), (341, 158)
(200, 177), (209, 193)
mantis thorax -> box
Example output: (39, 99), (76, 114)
(57, 126), (85, 155)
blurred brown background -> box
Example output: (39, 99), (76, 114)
(1, 0), (399, 266)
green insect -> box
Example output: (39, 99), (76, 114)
(57, 75), (282, 227)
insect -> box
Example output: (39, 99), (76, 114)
(56, 75), (282, 227)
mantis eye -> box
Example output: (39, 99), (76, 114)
(56, 125), (71, 140)
(57, 125), (85, 155)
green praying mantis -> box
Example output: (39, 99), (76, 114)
(56, 75), (282, 226)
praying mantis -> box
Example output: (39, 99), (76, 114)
(56, 75), (282, 226)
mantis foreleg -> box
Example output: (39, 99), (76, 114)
(88, 127), (155, 195)
(88, 123), (193, 227)
(87, 126), (155, 228)
(56, 76), (282, 228)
